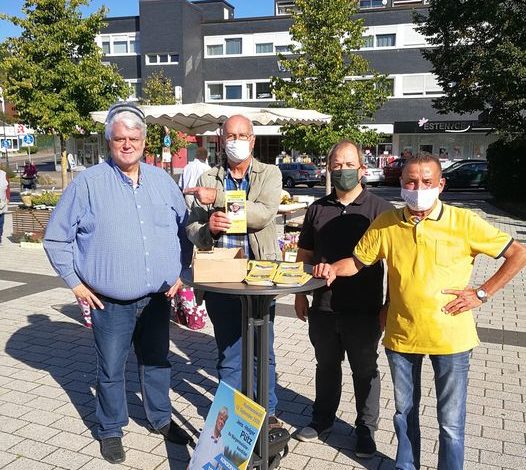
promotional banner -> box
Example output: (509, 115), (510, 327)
(188, 381), (266, 470)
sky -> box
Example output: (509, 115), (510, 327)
(0, 0), (276, 42)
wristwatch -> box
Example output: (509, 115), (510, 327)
(475, 287), (488, 303)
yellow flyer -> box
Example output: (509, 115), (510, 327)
(188, 381), (266, 470)
(225, 190), (247, 234)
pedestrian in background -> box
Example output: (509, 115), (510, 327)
(179, 146), (210, 210)
(0, 167), (10, 244)
(44, 102), (193, 464)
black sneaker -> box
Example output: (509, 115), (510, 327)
(100, 437), (126, 464)
(157, 420), (190, 445)
(355, 426), (376, 458)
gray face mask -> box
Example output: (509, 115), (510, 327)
(331, 169), (360, 192)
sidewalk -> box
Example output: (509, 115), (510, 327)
(0, 199), (524, 470)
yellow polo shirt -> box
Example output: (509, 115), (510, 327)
(354, 201), (513, 354)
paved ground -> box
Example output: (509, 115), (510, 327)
(0, 194), (524, 470)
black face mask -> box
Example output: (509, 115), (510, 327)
(331, 169), (360, 192)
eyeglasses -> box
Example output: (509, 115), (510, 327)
(224, 133), (252, 142)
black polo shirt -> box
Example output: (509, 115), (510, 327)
(298, 188), (393, 314)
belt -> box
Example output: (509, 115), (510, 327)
(96, 292), (164, 305)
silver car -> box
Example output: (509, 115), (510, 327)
(363, 165), (384, 187)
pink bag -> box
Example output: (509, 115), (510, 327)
(76, 297), (92, 329)
(171, 286), (207, 330)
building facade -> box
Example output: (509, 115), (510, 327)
(94, 0), (495, 165)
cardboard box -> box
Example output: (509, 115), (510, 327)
(192, 248), (248, 283)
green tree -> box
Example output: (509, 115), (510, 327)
(140, 70), (187, 158)
(416, 0), (526, 140)
(271, 0), (389, 158)
(0, 0), (128, 188)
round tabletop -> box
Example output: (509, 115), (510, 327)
(180, 265), (326, 296)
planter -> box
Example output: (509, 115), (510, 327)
(12, 208), (52, 236)
(20, 241), (45, 250)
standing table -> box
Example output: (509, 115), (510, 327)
(181, 267), (326, 470)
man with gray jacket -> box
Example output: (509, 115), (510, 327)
(185, 114), (282, 423)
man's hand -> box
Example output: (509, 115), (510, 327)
(183, 187), (217, 205)
(313, 262), (337, 286)
(209, 211), (231, 236)
(72, 283), (104, 310)
(441, 288), (482, 315)
(165, 278), (183, 299)
(294, 294), (309, 322)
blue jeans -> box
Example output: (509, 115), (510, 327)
(205, 292), (278, 415)
(386, 349), (470, 470)
(91, 293), (172, 439)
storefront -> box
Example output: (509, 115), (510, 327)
(393, 120), (497, 160)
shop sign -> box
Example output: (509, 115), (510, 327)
(394, 120), (493, 134)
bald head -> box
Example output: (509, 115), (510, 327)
(222, 114), (254, 140)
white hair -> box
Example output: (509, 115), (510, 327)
(105, 110), (147, 140)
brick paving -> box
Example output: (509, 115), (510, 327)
(0, 197), (524, 470)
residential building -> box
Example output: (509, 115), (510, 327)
(89, 0), (495, 166)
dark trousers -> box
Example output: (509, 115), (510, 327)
(308, 309), (381, 432)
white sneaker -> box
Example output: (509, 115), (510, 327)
(294, 424), (333, 442)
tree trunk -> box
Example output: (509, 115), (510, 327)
(60, 136), (68, 190)
(325, 169), (331, 196)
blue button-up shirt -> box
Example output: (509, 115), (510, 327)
(44, 160), (192, 301)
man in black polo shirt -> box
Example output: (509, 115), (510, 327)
(294, 140), (392, 458)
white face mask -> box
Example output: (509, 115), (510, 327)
(400, 187), (440, 212)
(225, 140), (251, 164)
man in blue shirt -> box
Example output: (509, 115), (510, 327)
(44, 102), (192, 464)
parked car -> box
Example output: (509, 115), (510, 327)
(442, 159), (487, 190)
(383, 158), (406, 186)
(278, 162), (321, 188)
(363, 165), (384, 186)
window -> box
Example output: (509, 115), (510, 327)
(275, 45), (291, 54)
(360, 0), (386, 8)
(376, 34), (396, 47)
(402, 74), (443, 96)
(125, 80), (141, 101)
(97, 33), (139, 56)
(378, 78), (395, 96)
(256, 43), (274, 54)
(208, 84), (223, 100)
(102, 41), (111, 55)
(225, 38), (242, 55)
(146, 53), (179, 65)
(256, 82), (272, 99)
(225, 85), (242, 100)
(276, 1), (297, 15)
(207, 44), (223, 56)
(362, 36), (374, 48)
(113, 41), (128, 54)
(403, 75), (425, 95)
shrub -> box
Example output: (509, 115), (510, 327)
(31, 191), (61, 206)
(487, 139), (526, 202)
(0, 163), (16, 178)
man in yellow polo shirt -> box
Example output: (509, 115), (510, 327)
(312, 155), (526, 470)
